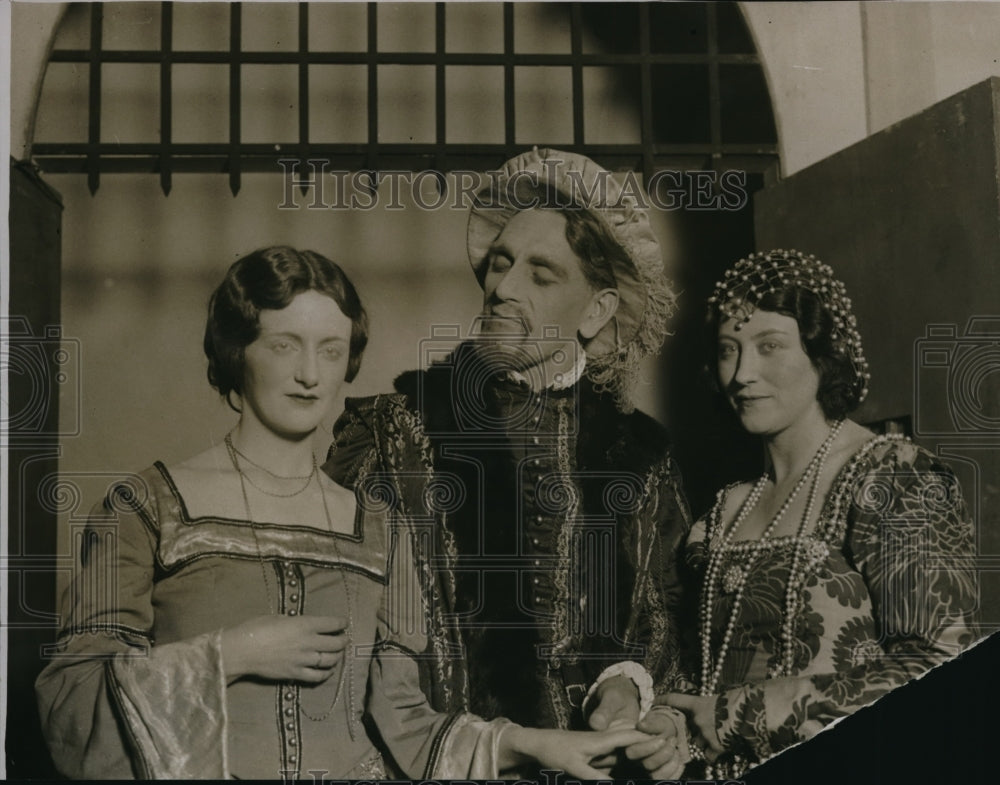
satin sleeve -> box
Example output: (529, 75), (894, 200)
(35, 482), (230, 779)
(366, 514), (513, 779)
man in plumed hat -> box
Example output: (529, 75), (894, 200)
(325, 148), (691, 776)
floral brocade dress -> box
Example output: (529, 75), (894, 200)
(688, 435), (979, 776)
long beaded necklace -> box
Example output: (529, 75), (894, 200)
(224, 433), (356, 728)
(699, 419), (844, 696)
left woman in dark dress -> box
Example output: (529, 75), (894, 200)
(35, 246), (647, 780)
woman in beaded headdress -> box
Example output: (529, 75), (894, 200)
(626, 249), (980, 779)
(35, 246), (650, 780)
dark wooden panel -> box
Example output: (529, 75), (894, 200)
(754, 77), (1000, 630)
(755, 77), (1000, 425)
(6, 162), (64, 778)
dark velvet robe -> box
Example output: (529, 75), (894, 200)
(325, 344), (692, 731)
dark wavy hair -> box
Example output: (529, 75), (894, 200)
(709, 286), (862, 420)
(204, 246), (368, 411)
(560, 205), (625, 293)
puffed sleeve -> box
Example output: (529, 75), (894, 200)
(35, 478), (230, 779)
(842, 442), (979, 661)
(366, 514), (514, 779)
(580, 450), (694, 699)
(638, 452), (694, 693)
(328, 392), (472, 717)
(324, 396), (380, 490)
(713, 440), (980, 762)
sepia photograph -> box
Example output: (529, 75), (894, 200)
(4, 1), (1000, 781)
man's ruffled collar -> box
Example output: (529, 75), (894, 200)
(506, 350), (586, 391)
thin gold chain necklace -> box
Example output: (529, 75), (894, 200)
(225, 433), (315, 497)
(223, 435), (356, 726)
(226, 435), (315, 480)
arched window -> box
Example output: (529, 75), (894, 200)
(34, 2), (777, 194)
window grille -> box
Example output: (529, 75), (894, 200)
(33, 2), (778, 194)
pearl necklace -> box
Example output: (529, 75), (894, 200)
(699, 420), (844, 696)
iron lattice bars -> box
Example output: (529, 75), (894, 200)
(33, 2), (778, 194)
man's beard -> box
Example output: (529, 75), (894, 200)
(467, 314), (546, 378)
(470, 335), (545, 375)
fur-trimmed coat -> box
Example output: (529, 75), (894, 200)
(325, 345), (692, 730)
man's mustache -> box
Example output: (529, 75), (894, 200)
(475, 311), (532, 336)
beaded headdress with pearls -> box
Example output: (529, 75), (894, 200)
(707, 249), (871, 403)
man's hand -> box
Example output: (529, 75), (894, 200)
(587, 674), (640, 730)
(586, 674), (641, 773)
